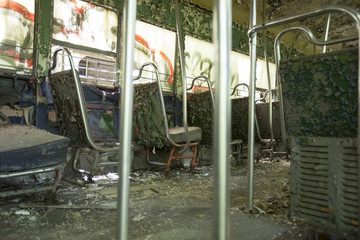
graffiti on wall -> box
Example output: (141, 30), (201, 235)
(185, 51), (213, 81)
(185, 35), (277, 95)
(185, 36), (214, 92)
(52, 1), (175, 88)
(0, 0), (275, 94)
(0, 0), (34, 71)
(134, 21), (175, 88)
(53, 0), (117, 52)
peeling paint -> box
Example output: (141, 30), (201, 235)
(133, 82), (168, 148)
(280, 48), (358, 138)
(136, 0), (176, 31)
(188, 92), (249, 143)
(36, 0), (53, 78)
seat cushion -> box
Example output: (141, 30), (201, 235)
(0, 124), (69, 172)
(169, 126), (202, 143)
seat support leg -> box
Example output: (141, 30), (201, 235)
(165, 146), (178, 176)
(165, 142), (199, 176)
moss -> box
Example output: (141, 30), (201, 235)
(133, 82), (168, 148)
(280, 48), (358, 138)
(36, 0), (53, 77)
(188, 92), (249, 143)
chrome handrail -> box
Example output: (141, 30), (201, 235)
(49, 47), (119, 153)
(187, 75), (215, 109)
(274, 25), (358, 151)
(134, 62), (182, 148)
(247, 4), (360, 213)
(174, 0), (190, 153)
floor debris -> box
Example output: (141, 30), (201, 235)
(0, 159), (316, 240)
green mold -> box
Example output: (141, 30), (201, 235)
(280, 48), (358, 138)
(133, 82), (169, 148)
(188, 92), (249, 143)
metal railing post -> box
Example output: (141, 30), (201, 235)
(174, 0), (190, 154)
(213, 0), (232, 239)
(322, 13), (331, 53)
(247, 0), (257, 210)
(116, 0), (137, 239)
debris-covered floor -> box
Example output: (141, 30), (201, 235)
(1, 159), (319, 240)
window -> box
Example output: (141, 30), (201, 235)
(52, 0), (118, 88)
(0, 0), (34, 73)
(185, 35), (276, 99)
(53, 0), (117, 52)
(134, 21), (176, 91)
(52, 1), (176, 91)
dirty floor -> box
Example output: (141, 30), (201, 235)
(0, 159), (316, 240)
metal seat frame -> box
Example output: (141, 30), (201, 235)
(48, 47), (122, 180)
(134, 63), (202, 175)
(0, 163), (63, 197)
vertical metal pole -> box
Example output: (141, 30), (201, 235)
(174, 0), (190, 153)
(357, 20), (360, 240)
(33, 0), (39, 78)
(322, 13), (331, 53)
(262, 0), (274, 147)
(115, 7), (123, 89)
(213, 0), (232, 239)
(116, 1), (137, 240)
(274, 41), (288, 152)
(247, 0), (257, 209)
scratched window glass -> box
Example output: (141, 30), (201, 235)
(52, 0), (117, 52)
(134, 21), (176, 91)
(0, 0), (34, 73)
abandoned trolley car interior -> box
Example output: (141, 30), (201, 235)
(0, 0), (359, 239)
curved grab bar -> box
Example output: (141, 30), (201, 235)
(255, 90), (268, 103)
(133, 62), (182, 148)
(262, 33), (275, 148)
(273, 21), (360, 237)
(187, 75), (215, 109)
(49, 47), (118, 153)
(231, 83), (268, 102)
(248, 6), (360, 38)
(231, 83), (269, 101)
(274, 25), (359, 150)
(247, 3), (360, 216)
(231, 83), (248, 96)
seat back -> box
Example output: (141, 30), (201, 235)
(48, 48), (118, 153)
(49, 69), (87, 146)
(134, 63), (202, 147)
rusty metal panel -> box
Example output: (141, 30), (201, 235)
(290, 136), (358, 238)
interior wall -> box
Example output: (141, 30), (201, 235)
(35, 0), (301, 80)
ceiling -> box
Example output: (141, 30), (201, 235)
(190, 0), (360, 54)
